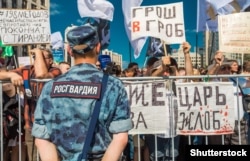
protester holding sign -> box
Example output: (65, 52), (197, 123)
(0, 47), (61, 161)
(144, 42), (192, 161)
(207, 52), (248, 145)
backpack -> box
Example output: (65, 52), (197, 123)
(3, 95), (24, 139)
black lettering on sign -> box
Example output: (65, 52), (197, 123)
(5, 10), (48, 19)
(178, 111), (221, 131)
(204, 86), (212, 105)
(126, 83), (149, 106)
(178, 86), (227, 109)
(126, 82), (165, 107)
(146, 20), (183, 38)
(132, 8), (143, 18)
(178, 87), (192, 110)
(135, 112), (147, 129)
(130, 112), (135, 128)
(144, 6), (176, 19)
(145, 7), (154, 17)
(216, 86), (226, 105)
(193, 87), (202, 106)
(152, 82), (165, 106)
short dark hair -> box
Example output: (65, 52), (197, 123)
(128, 62), (138, 68)
(170, 57), (178, 69)
(146, 57), (159, 68)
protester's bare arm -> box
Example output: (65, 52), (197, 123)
(207, 51), (224, 75)
(102, 132), (128, 161)
(31, 48), (53, 78)
(24, 103), (31, 130)
(150, 56), (170, 76)
(182, 42), (193, 76)
(0, 71), (23, 86)
(35, 138), (59, 161)
(2, 83), (16, 96)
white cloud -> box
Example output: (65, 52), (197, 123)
(50, 3), (62, 16)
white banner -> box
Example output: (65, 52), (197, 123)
(218, 12), (250, 53)
(131, 2), (185, 44)
(197, 0), (250, 32)
(122, 0), (146, 59)
(0, 9), (51, 45)
(176, 82), (235, 135)
(77, 0), (114, 21)
(208, 0), (233, 10)
(124, 80), (172, 135)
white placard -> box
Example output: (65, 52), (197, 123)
(218, 12), (250, 53)
(176, 82), (235, 135)
(18, 56), (32, 67)
(0, 9), (51, 45)
(124, 80), (172, 135)
(131, 2), (185, 44)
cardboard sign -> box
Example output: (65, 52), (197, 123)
(0, 9), (51, 45)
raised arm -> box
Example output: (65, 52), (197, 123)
(207, 51), (224, 75)
(31, 48), (60, 78)
(182, 42), (193, 76)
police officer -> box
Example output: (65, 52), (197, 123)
(31, 23), (133, 161)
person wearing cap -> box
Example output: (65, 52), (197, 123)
(32, 23), (133, 161)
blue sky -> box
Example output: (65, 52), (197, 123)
(50, 0), (203, 68)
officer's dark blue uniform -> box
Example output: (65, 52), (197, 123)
(32, 24), (132, 161)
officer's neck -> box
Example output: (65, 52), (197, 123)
(74, 57), (97, 66)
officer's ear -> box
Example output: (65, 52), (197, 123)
(66, 44), (73, 57)
(95, 43), (101, 55)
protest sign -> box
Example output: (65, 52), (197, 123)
(218, 12), (250, 53)
(197, 0), (250, 32)
(176, 82), (235, 135)
(0, 9), (51, 45)
(17, 56), (31, 67)
(52, 49), (64, 64)
(131, 2), (185, 44)
(124, 80), (173, 135)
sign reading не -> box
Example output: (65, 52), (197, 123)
(131, 2), (185, 44)
(0, 9), (51, 45)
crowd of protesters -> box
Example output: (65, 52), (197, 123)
(96, 43), (250, 161)
(1, 41), (250, 161)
